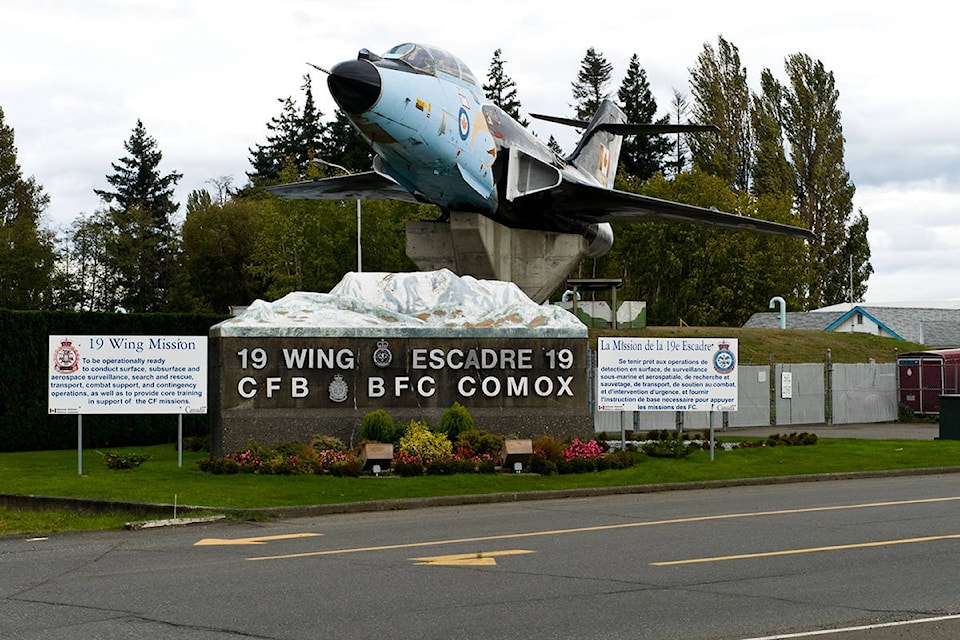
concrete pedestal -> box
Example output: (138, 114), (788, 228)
(406, 212), (588, 303)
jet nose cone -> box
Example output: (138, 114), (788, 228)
(327, 59), (381, 114)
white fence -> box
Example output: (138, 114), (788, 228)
(591, 361), (897, 431)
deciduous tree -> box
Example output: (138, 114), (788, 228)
(750, 69), (794, 198)
(180, 190), (266, 313)
(611, 172), (807, 325)
(0, 107), (58, 309)
(689, 36), (751, 191)
(781, 53), (871, 305)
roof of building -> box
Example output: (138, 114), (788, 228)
(743, 304), (960, 348)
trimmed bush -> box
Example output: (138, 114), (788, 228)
(532, 434), (566, 463)
(528, 452), (557, 475)
(455, 429), (504, 458)
(397, 420), (452, 460)
(439, 402), (475, 441)
(359, 409), (396, 443)
(312, 435), (346, 452)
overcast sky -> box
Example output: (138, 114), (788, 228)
(3, 0), (958, 304)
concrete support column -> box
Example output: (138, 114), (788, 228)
(406, 212), (587, 303)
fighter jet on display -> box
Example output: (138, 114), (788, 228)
(268, 42), (814, 257)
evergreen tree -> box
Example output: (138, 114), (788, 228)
(667, 90), (691, 176)
(483, 49), (528, 126)
(781, 53), (870, 306)
(547, 135), (564, 156)
(247, 74), (326, 185)
(689, 36), (752, 191)
(94, 120), (182, 312)
(617, 54), (671, 180)
(94, 120), (182, 227)
(319, 110), (373, 173)
(572, 48), (613, 120)
(0, 107), (56, 309)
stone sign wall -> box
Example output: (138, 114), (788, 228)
(208, 271), (590, 456)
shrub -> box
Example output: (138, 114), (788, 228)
(558, 456), (597, 474)
(898, 403), (918, 422)
(326, 457), (363, 477)
(274, 441), (311, 459)
(398, 420), (452, 460)
(607, 450), (641, 470)
(644, 429), (675, 441)
(642, 437), (692, 458)
(476, 457), (497, 474)
(528, 452), (557, 475)
(100, 451), (149, 470)
(425, 457), (458, 475)
(763, 432), (818, 447)
(312, 435), (346, 452)
(532, 434), (566, 463)
(440, 402), (475, 441)
(392, 453), (425, 477)
(196, 457), (239, 474)
(316, 449), (362, 475)
(455, 429), (504, 458)
(360, 409), (396, 443)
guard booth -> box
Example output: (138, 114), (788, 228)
(897, 349), (960, 415)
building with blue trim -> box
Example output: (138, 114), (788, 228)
(743, 301), (960, 347)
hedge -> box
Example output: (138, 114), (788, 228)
(0, 310), (227, 451)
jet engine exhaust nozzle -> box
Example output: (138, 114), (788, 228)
(327, 59), (381, 114)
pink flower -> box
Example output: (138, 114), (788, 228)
(563, 439), (604, 461)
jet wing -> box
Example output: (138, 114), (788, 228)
(266, 171), (420, 203)
(541, 181), (815, 241)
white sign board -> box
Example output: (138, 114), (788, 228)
(781, 371), (793, 399)
(596, 337), (738, 412)
(48, 335), (208, 414)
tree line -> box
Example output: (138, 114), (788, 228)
(0, 36), (871, 326)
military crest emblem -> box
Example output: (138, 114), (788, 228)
(328, 373), (349, 403)
(713, 341), (736, 375)
(372, 339), (393, 368)
(54, 339), (80, 374)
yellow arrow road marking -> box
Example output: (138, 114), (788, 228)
(652, 533), (960, 566)
(411, 549), (535, 567)
(194, 533), (322, 546)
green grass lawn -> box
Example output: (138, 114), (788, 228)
(3, 437), (960, 537)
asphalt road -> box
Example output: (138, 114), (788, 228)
(3, 473), (960, 639)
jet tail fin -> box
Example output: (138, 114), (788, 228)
(530, 100), (719, 188)
(560, 100), (626, 188)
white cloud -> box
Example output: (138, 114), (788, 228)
(4, 0), (960, 303)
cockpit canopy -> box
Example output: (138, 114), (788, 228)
(380, 43), (478, 86)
